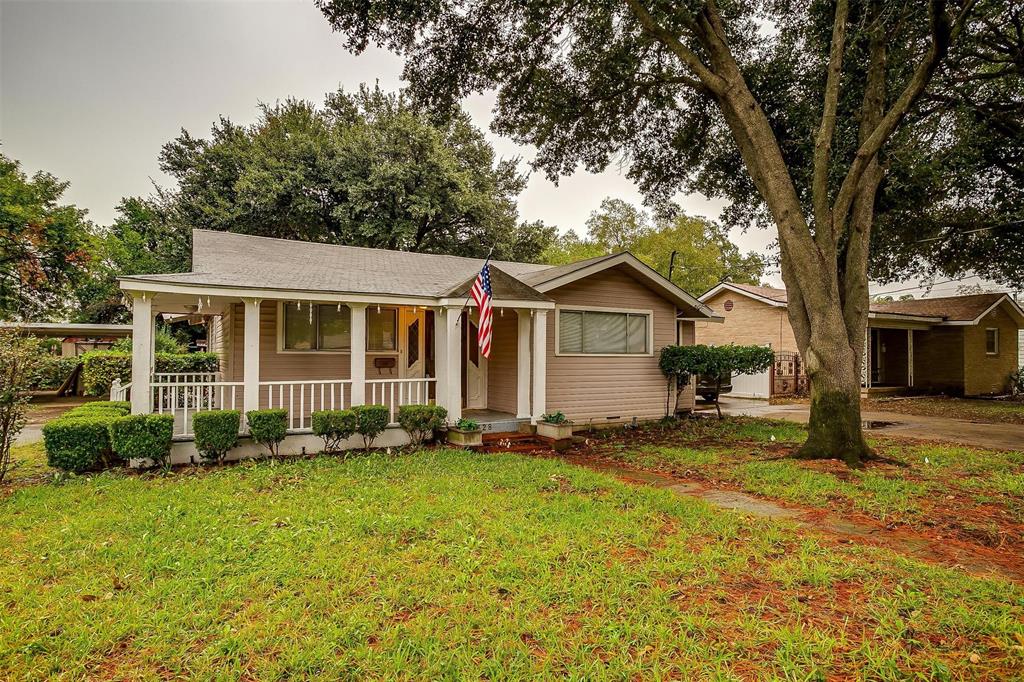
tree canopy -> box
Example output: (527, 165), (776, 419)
(316, 0), (1023, 465)
(156, 85), (555, 261)
(543, 198), (765, 296)
(0, 153), (94, 321)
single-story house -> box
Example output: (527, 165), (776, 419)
(117, 229), (718, 461)
(696, 282), (1024, 398)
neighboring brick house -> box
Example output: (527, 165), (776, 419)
(696, 282), (1024, 397)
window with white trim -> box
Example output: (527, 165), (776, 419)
(368, 307), (398, 351)
(558, 309), (649, 355)
(985, 328), (999, 355)
(283, 303), (351, 351)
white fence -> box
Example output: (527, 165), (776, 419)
(262, 380), (353, 430)
(130, 374), (437, 437)
(367, 378), (436, 424)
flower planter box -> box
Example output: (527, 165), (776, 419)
(447, 427), (483, 448)
(536, 421), (574, 442)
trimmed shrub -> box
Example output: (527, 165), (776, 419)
(193, 410), (240, 464)
(353, 404), (390, 451)
(80, 351), (220, 396)
(43, 415), (120, 473)
(109, 414), (174, 469)
(74, 400), (131, 414)
(246, 408), (288, 457)
(397, 404), (447, 446)
(312, 409), (357, 453)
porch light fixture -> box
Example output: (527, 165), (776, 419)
(308, 303), (313, 324)
(377, 305), (381, 313)
(337, 302), (342, 312)
(197, 296), (203, 312)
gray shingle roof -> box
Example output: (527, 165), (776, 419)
(126, 230), (552, 300)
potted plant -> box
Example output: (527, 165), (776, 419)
(447, 417), (483, 447)
(537, 411), (574, 442)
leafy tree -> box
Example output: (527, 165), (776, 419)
(156, 86), (556, 261)
(316, 0), (1022, 465)
(75, 197), (191, 323)
(0, 153), (94, 321)
(543, 198), (765, 296)
(0, 330), (42, 482)
(660, 344), (775, 420)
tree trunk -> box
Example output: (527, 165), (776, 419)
(795, 331), (871, 466)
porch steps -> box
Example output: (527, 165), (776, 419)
(479, 432), (549, 454)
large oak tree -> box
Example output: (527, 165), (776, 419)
(316, 0), (1022, 465)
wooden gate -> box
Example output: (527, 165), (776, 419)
(770, 352), (809, 397)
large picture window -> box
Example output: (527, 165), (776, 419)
(558, 309), (650, 355)
(282, 303), (351, 351)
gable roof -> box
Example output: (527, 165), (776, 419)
(700, 281), (1024, 326)
(120, 230), (717, 317)
(699, 281), (789, 307)
(871, 293), (1024, 324)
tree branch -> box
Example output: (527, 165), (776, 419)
(813, 0), (850, 245)
(623, 0), (727, 95)
(831, 0), (973, 231)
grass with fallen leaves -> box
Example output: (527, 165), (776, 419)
(2, 448), (1023, 679)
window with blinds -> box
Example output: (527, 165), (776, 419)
(558, 309), (649, 355)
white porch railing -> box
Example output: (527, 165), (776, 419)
(261, 380), (353, 430)
(367, 378), (436, 424)
(110, 378), (131, 401)
(153, 372), (221, 384)
(153, 381), (244, 437)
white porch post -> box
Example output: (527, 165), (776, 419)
(907, 329), (914, 388)
(433, 307), (448, 412)
(516, 309), (532, 419)
(531, 310), (547, 424)
(444, 306), (462, 422)
(129, 293), (154, 414)
(243, 298), (261, 424)
(350, 304), (367, 406)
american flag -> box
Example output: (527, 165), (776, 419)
(469, 262), (493, 358)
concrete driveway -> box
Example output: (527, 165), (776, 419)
(708, 397), (1024, 451)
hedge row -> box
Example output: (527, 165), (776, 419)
(29, 356), (81, 390)
(80, 351), (219, 396)
(42, 401), (174, 473)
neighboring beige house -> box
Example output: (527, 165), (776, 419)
(697, 282), (1024, 397)
(116, 230), (718, 460)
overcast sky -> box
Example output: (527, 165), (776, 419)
(0, 0), (998, 296)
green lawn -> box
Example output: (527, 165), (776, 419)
(2, 446), (1023, 679)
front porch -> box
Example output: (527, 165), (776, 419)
(116, 287), (552, 442)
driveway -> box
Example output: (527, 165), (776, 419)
(16, 394), (97, 445)
(710, 397), (1024, 451)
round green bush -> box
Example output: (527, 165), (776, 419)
(353, 404), (390, 451)
(397, 404), (448, 446)
(246, 408), (288, 457)
(192, 410), (240, 464)
(109, 414), (174, 468)
(43, 415), (121, 473)
(311, 409), (357, 453)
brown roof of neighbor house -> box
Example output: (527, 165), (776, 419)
(869, 293), (1008, 321)
(704, 281), (1023, 324)
(726, 282), (790, 303)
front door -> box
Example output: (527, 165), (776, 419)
(461, 311), (487, 409)
(401, 307), (426, 379)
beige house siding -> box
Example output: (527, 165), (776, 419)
(963, 305), (1019, 395)
(544, 264), (685, 423)
(912, 327), (964, 393)
(696, 289), (798, 351)
(677, 320), (696, 408)
(486, 311), (520, 414)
